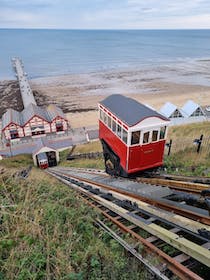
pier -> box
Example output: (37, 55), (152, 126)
(12, 57), (36, 108)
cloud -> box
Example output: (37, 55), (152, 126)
(82, 0), (210, 29)
(0, 0), (210, 29)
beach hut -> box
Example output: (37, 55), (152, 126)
(202, 106), (210, 119)
(160, 102), (184, 118)
(181, 100), (205, 117)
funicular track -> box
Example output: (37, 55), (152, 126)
(60, 167), (210, 221)
(48, 168), (210, 280)
(52, 168), (210, 225)
(136, 176), (210, 195)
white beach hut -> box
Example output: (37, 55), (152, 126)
(202, 106), (210, 120)
(160, 102), (184, 118)
(181, 100), (205, 117)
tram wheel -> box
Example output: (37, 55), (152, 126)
(104, 151), (119, 176)
(101, 140), (125, 177)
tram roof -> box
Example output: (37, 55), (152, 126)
(100, 94), (169, 126)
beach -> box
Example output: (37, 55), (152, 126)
(1, 68), (210, 129)
(1, 29), (210, 128)
(29, 69), (210, 129)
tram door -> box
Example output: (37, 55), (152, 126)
(141, 130), (163, 167)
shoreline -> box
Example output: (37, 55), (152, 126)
(30, 69), (210, 128)
(1, 67), (210, 128)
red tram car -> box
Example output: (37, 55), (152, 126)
(98, 94), (170, 176)
(37, 153), (49, 169)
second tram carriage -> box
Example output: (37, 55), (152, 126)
(98, 94), (170, 176)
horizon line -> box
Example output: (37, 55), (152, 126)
(0, 27), (210, 31)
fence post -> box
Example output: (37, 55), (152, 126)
(166, 139), (172, 156)
(197, 134), (203, 153)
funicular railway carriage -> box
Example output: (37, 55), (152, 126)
(98, 94), (170, 176)
(37, 153), (48, 169)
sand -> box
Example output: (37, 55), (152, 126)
(29, 69), (210, 129)
(1, 68), (210, 129)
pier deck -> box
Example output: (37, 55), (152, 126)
(12, 57), (36, 108)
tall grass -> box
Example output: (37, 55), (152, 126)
(0, 168), (147, 279)
(0, 154), (33, 168)
(165, 122), (210, 176)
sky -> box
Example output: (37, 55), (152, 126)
(0, 0), (210, 29)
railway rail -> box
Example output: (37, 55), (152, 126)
(53, 167), (210, 226)
(48, 167), (210, 280)
(156, 174), (210, 185)
(137, 177), (210, 195)
(60, 165), (210, 195)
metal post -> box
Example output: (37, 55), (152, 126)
(167, 139), (172, 156)
(197, 134), (203, 154)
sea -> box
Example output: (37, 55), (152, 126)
(1, 29), (210, 86)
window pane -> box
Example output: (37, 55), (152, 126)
(152, 130), (158, 142)
(143, 132), (150, 143)
(160, 126), (166, 139)
(117, 124), (121, 138)
(107, 116), (111, 128)
(131, 131), (140, 145)
(104, 113), (107, 124)
(100, 110), (103, 120)
(112, 120), (116, 132)
(122, 129), (128, 144)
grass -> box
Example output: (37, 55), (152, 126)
(0, 154), (33, 169)
(0, 167), (148, 280)
(73, 141), (103, 154)
(59, 141), (104, 169)
(165, 122), (210, 176)
(164, 148), (210, 176)
(167, 122), (210, 140)
(60, 158), (105, 169)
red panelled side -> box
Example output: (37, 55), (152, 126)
(99, 121), (128, 170)
(39, 162), (48, 169)
(99, 120), (166, 174)
(128, 140), (166, 173)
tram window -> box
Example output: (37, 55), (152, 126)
(122, 129), (128, 144)
(160, 126), (166, 139)
(143, 131), (150, 144)
(152, 130), (158, 142)
(107, 116), (111, 128)
(117, 124), (121, 138)
(100, 110), (104, 121)
(112, 120), (116, 132)
(131, 131), (140, 145)
(104, 113), (107, 124)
